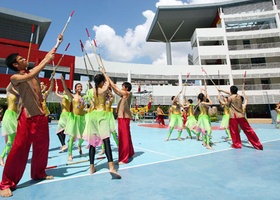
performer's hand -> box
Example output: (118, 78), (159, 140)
(57, 34), (63, 44)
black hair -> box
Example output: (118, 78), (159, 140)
(188, 99), (193, 104)
(171, 96), (175, 101)
(230, 85), (238, 94)
(197, 93), (204, 102)
(241, 96), (244, 103)
(122, 82), (132, 91)
(94, 74), (105, 97)
(5, 53), (19, 71)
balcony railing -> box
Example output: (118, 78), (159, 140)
(231, 62), (280, 70)
(228, 42), (280, 51)
(236, 83), (280, 91)
(226, 24), (273, 32)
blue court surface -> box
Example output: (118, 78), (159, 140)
(0, 121), (280, 200)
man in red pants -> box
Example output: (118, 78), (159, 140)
(0, 35), (62, 197)
(221, 86), (263, 150)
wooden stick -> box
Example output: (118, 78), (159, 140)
(54, 10), (74, 51)
(79, 40), (95, 72)
(201, 67), (219, 91)
(49, 43), (70, 81)
(26, 24), (35, 63)
(86, 28), (101, 67)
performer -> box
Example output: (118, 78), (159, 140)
(0, 83), (19, 166)
(0, 34), (62, 197)
(196, 89), (213, 150)
(218, 92), (231, 140)
(99, 87), (119, 155)
(276, 102), (280, 129)
(103, 73), (134, 164)
(55, 76), (72, 153)
(156, 104), (165, 126)
(83, 71), (121, 178)
(165, 91), (184, 141)
(184, 99), (199, 140)
(40, 80), (54, 117)
(64, 82), (86, 161)
(219, 86), (263, 150)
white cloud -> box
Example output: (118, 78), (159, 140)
(89, 0), (231, 65)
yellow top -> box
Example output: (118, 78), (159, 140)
(105, 96), (114, 112)
(72, 98), (85, 116)
(224, 106), (230, 115)
(7, 93), (18, 112)
(93, 92), (106, 111)
(42, 91), (50, 116)
(188, 104), (195, 116)
(171, 103), (181, 115)
(199, 104), (208, 115)
(61, 95), (71, 113)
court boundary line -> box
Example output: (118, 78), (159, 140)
(36, 138), (280, 185)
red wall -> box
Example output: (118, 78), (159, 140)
(0, 38), (75, 91)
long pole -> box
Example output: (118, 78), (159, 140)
(79, 40), (95, 72)
(86, 28), (101, 67)
(54, 10), (74, 51)
(26, 24), (35, 63)
(49, 43), (70, 81)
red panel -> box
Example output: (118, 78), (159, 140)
(0, 39), (75, 91)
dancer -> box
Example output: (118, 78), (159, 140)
(83, 71), (121, 178)
(40, 79), (54, 117)
(0, 34), (62, 197)
(99, 87), (119, 155)
(184, 99), (199, 140)
(0, 83), (19, 166)
(196, 87), (213, 150)
(276, 102), (280, 129)
(103, 73), (134, 164)
(219, 86), (263, 150)
(218, 92), (231, 140)
(64, 82), (86, 161)
(165, 90), (184, 141)
(55, 76), (72, 153)
(156, 104), (165, 126)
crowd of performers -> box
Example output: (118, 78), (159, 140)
(0, 35), (278, 198)
(0, 34), (136, 197)
(159, 81), (264, 151)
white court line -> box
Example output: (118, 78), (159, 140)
(37, 138), (280, 185)
(133, 146), (178, 158)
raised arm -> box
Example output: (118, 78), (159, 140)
(60, 75), (73, 100)
(11, 35), (63, 85)
(55, 80), (64, 99)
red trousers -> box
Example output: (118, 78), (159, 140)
(0, 108), (49, 190)
(156, 115), (165, 125)
(229, 117), (263, 150)
(118, 118), (134, 163)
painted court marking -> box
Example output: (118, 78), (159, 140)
(36, 138), (280, 186)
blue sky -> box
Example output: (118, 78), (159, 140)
(0, 0), (230, 65)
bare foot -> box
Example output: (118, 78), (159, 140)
(202, 142), (206, 146)
(90, 164), (96, 174)
(0, 188), (12, 197)
(206, 145), (214, 150)
(118, 161), (126, 165)
(43, 175), (54, 180)
(59, 145), (68, 153)
(109, 169), (121, 179)
(0, 156), (5, 166)
(78, 146), (82, 155)
(98, 149), (105, 155)
(165, 138), (169, 141)
(68, 154), (73, 161)
(177, 137), (183, 141)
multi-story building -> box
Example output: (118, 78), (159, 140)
(0, 0), (279, 119)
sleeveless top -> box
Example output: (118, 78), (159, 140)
(117, 92), (132, 118)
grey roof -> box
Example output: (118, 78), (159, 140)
(146, 0), (272, 43)
(0, 7), (51, 47)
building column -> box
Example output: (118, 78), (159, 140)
(127, 69), (131, 83)
(219, 8), (234, 85)
(166, 42), (172, 65)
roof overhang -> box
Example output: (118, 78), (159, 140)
(146, 0), (272, 43)
(0, 7), (51, 47)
